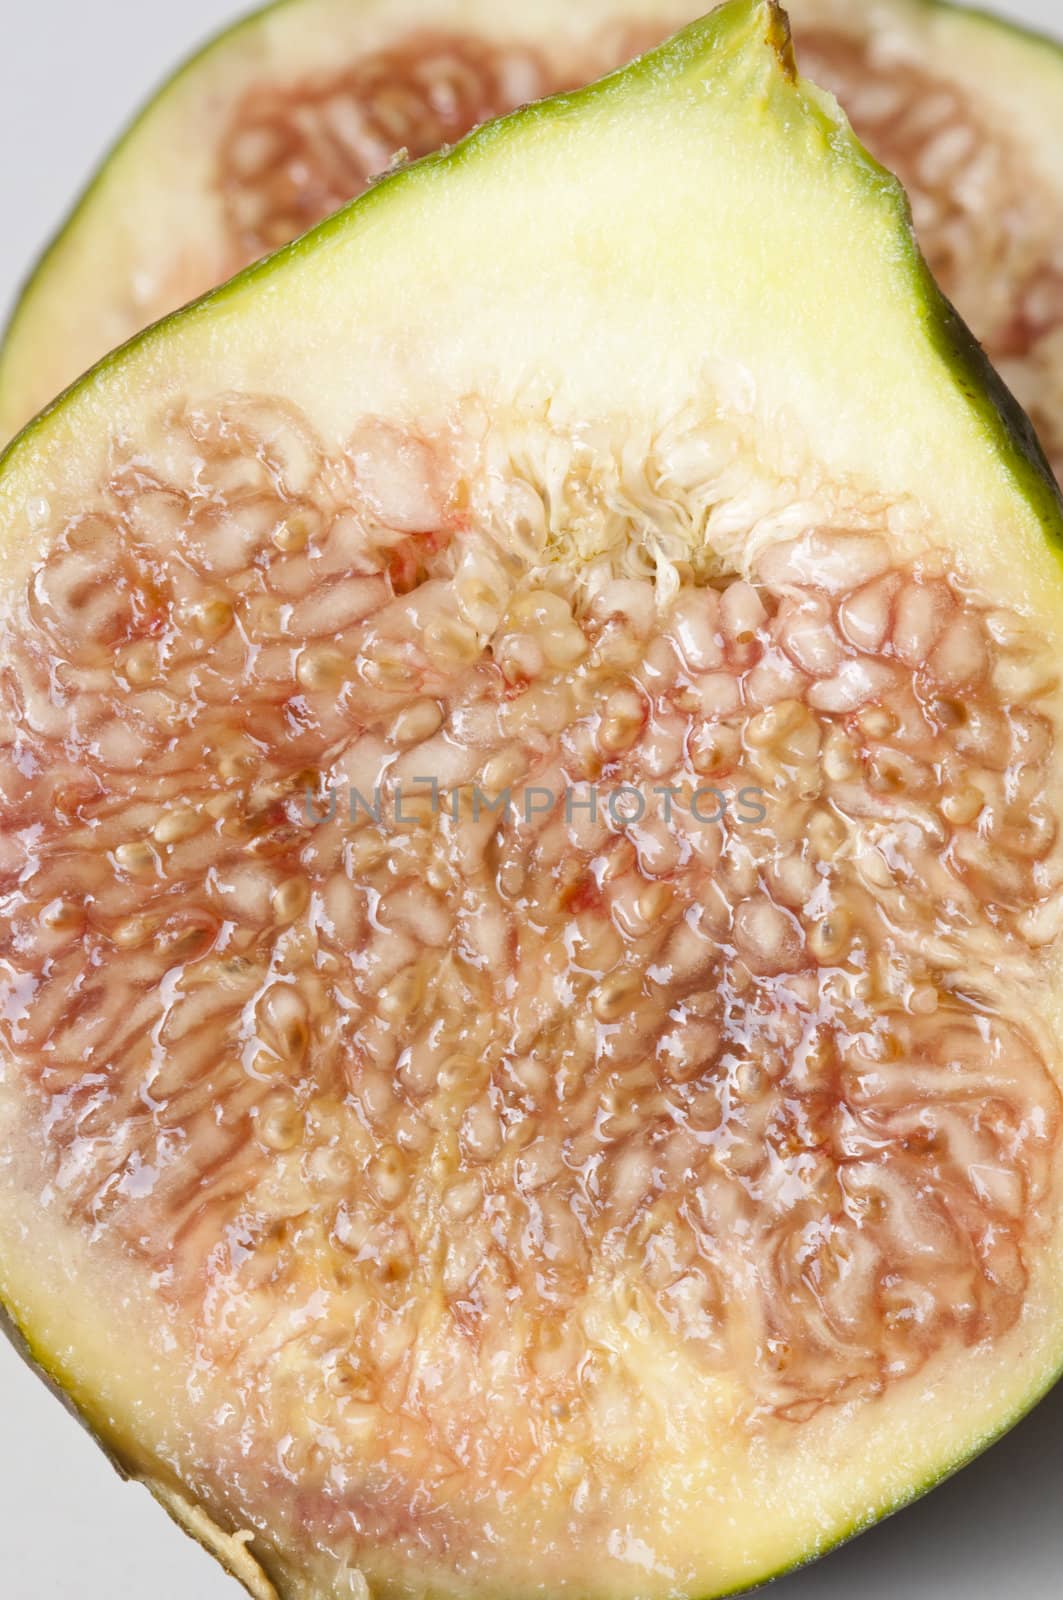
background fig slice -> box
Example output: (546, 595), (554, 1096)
(1, 0), (1063, 487)
(3, 3), (1063, 1597)
(791, 0), (1063, 482)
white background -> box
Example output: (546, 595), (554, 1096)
(1, 0), (1063, 1595)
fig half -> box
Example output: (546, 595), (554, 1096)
(2, 3), (1063, 1597)
(1, 0), (1063, 486)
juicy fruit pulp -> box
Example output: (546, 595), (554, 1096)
(3, 4), (1063, 1598)
(7, 403), (1062, 1420)
(2, 0), (1063, 482)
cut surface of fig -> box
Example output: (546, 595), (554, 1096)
(3, 0), (1063, 485)
(3, 5), (1063, 1598)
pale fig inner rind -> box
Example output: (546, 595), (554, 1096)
(4, 1), (1063, 486)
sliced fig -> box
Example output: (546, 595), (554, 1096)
(792, 0), (1063, 482)
(2, 0), (1063, 485)
(2, 3), (1063, 1596)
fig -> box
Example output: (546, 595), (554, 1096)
(2, 0), (1063, 486)
(2, 3), (1063, 1596)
